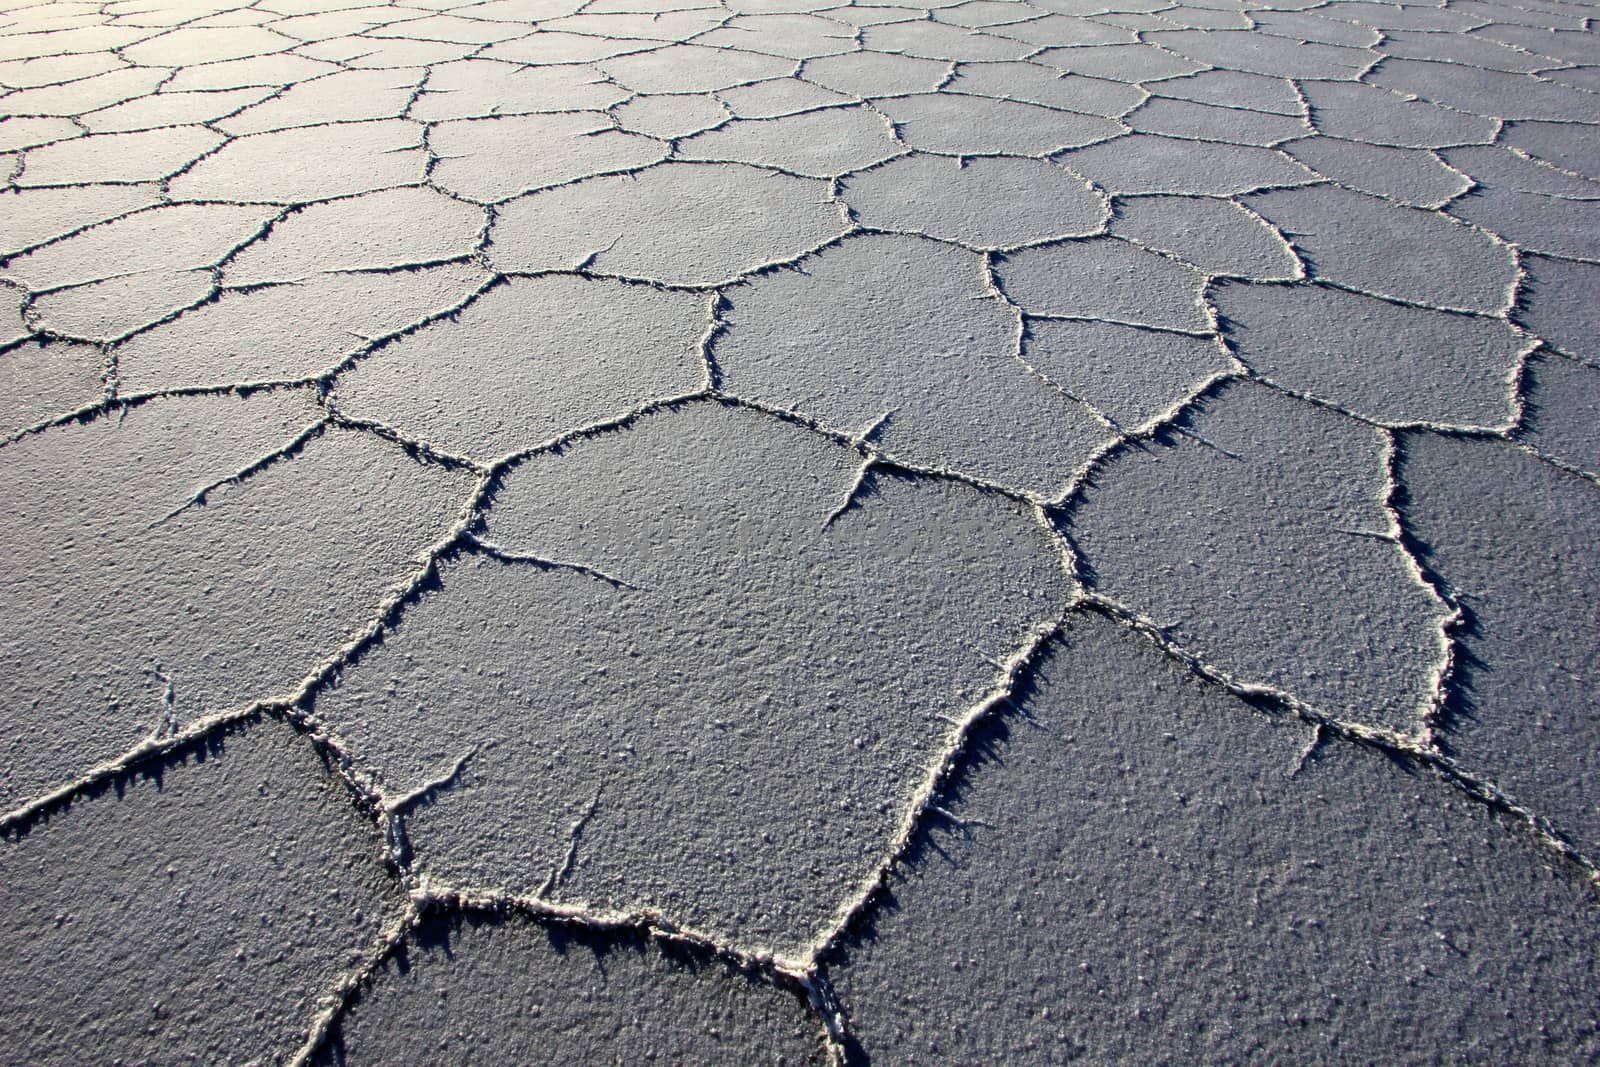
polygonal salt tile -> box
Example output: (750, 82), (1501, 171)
(1247, 184), (1516, 314)
(1399, 432), (1600, 854)
(26, 2), (110, 19)
(1148, 28), (1375, 79)
(0, 338), (104, 437)
(0, 51), (125, 88)
(1542, 67), (1598, 94)
(332, 275), (706, 458)
(269, 5), (424, 40)
(583, 0), (711, 12)
(299, 35), (478, 67)
(161, 52), (341, 91)
(1450, 0), (1584, 28)
(0, 8), (100, 34)
(678, 106), (900, 179)
(1369, 58), (1596, 122)
(997, 236), (1211, 332)
(698, 13), (857, 58)
(1445, 145), (1600, 200)
(1324, 0), (1486, 31)
(874, 92), (1119, 156)
(0, 183), (163, 256)
(430, 113), (665, 202)
(1130, 4), (1251, 30)
(320, 914), (826, 1063)
(718, 233), (1112, 493)
(0, 65), (165, 115)
(0, 390), (473, 808)
(426, 0), (562, 14)
(365, 11), (530, 42)
(1499, 120), (1600, 181)
(0, 723), (400, 1066)
(480, 30), (658, 65)
(408, 58), (628, 121)
(15, 126), (222, 185)
(1074, 5), (1191, 30)
(466, 0), (585, 17)
(823, 5), (933, 20)
(726, 0), (835, 12)
(1253, 7), (1381, 46)
(174, 0), (296, 24)
(1022, 317), (1230, 430)
(1148, 68), (1302, 115)
(939, 0), (1053, 29)
(1517, 255), (1599, 363)
(1517, 352), (1600, 477)
(986, 12), (1135, 45)
(1032, 41), (1204, 81)
(488, 162), (847, 287)
(166, 7), (282, 28)
(252, 0), (404, 14)
(1109, 195), (1298, 280)
(312, 400), (1073, 957)
(78, 86), (271, 132)
(115, 263), (490, 391)
(215, 66), (423, 134)
(540, 8), (722, 41)
(1281, 136), (1471, 209)
(168, 119), (426, 203)
(944, 60), (1146, 118)
(47, 7), (158, 28)
(1, 203), (277, 291)
(863, 20), (1032, 61)
(27, 268), (213, 342)
(1066, 380), (1452, 732)
(0, 117), (83, 152)
(830, 612), (1600, 1062)
(1126, 96), (1308, 146)
(1055, 133), (1318, 195)
(224, 187), (485, 284)
(1301, 80), (1498, 148)
(1442, 145), (1600, 261)
(1475, 22), (1600, 63)
(800, 49), (949, 97)
(119, 24), (296, 64)
(841, 154), (1106, 249)
(1215, 281), (1524, 427)
(0, 25), (156, 63)
(718, 76), (853, 118)
(611, 93), (730, 138)
(599, 43), (794, 93)
(1380, 27), (1561, 73)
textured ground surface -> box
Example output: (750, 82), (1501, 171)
(1, 0), (1598, 1061)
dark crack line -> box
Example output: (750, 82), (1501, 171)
(534, 784), (604, 899)
(148, 414), (330, 528)
(458, 530), (640, 590)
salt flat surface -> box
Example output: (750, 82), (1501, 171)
(0, 0), (1597, 1062)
